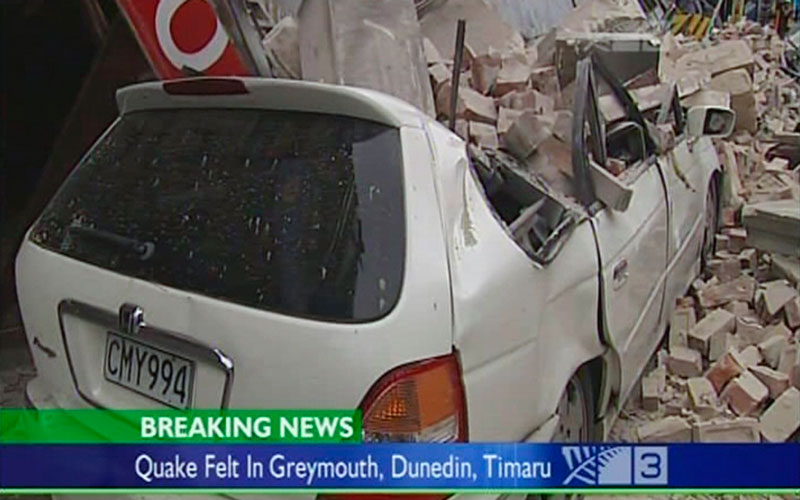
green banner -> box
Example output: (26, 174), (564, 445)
(0, 409), (361, 444)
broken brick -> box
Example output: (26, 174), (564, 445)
(692, 417), (760, 442)
(706, 349), (745, 393)
(502, 111), (553, 159)
(636, 416), (692, 443)
(493, 57), (529, 97)
(759, 334), (789, 369)
(725, 227), (748, 253)
(687, 376), (718, 416)
(714, 234), (730, 252)
(529, 65), (560, 96)
(468, 122), (499, 149)
(710, 333), (736, 362)
(669, 306), (696, 349)
(470, 54), (501, 94)
(784, 296), (800, 329)
(758, 280), (796, 319)
(735, 315), (766, 345)
(496, 107), (523, 140)
(697, 275), (757, 308)
(641, 366), (666, 412)
(724, 301), (750, 316)
(776, 343), (798, 382)
(667, 346), (703, 378)
(497, 89), (554, 114)
(688, 309), (735, 357)
(738, 345), (763, 367)
(709, 258), (742, 283)
(436, 84), (497, 124)
(428, 63), (451, 93)
(721, 371), (769, 416)
(739, 248), (758, 272)
(721, 207), (738, 227)
(759, 387), (800, 442)
(749, 365), (791, 398)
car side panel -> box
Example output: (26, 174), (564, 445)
(423, 121), (605, 441)
(592, 162), (669, 402)
(661, 138), (707, 309)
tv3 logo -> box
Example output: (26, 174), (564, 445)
(562, 446), (668, 485)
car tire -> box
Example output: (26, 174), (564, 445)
(700, 178), (720, 273)
(528, 370), (597, 500)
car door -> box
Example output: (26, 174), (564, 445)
(655, 85), (708, 310)
(572, 56), (669, 397)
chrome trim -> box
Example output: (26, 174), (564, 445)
(57, 299), (235, 409)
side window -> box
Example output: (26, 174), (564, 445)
(469, 147), (577, 265)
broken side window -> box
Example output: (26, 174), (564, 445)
(469, 145), (577, 265)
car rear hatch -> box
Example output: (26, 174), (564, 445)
(16, 86), (453, 417)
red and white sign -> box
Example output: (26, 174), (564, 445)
(118, 0), (255, 79)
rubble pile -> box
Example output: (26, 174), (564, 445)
(612, 23), (800, 445)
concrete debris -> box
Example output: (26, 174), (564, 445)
(708, 69), (757, 133)
(263, 16), (301, 79)
(742, 201), (800, 257)
(759, 387), (800, 442)
(420, 0), (524, 60)
(299, 0), (435, 116)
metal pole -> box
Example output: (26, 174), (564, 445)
(448, 19), (466, 132)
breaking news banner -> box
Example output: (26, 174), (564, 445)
(0, 410), (798, 494)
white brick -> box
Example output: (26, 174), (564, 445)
(688, 309), (735, 357)
(637, 416), (692, 443)
(721, 371), (769, 416)
(759, 387), (800, 442)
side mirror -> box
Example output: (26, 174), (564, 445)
(687, 106), (736, 139)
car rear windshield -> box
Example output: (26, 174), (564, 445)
(31, 108), (405, 322)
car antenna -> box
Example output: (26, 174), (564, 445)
(448, 19), (467, 132)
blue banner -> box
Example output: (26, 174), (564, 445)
(1, 444), (798, 491)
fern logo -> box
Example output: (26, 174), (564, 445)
(561, 446), (633, 485)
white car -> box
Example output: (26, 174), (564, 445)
(17, 57), (731, 485)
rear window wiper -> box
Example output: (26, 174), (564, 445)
(67, 224), (155, 260)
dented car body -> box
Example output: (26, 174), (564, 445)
(17, 53), (729, 459)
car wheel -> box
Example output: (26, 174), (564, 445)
(528, 372), (596, 500)
(700, 179), (719, 272)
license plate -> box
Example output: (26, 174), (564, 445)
(104, 332), (194, 408)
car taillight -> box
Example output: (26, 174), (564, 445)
(163, 78), (248, 95)
(361, 352), (468, 443)
(318, 354), (466, 500)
